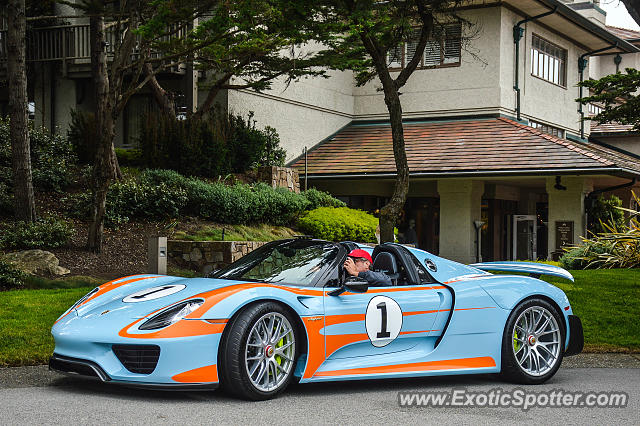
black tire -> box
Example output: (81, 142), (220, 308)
(218, 302), (299, 400)
(500, 297), (565, 384)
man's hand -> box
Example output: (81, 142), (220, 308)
(343, 257), (359, 277)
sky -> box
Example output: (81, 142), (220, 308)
(599, 0), (640, 30)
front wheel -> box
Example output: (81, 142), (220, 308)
(500, 298), (565, 384)
(219, 302), (298, 400)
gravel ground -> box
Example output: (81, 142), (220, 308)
(1, 353), (638, 390)
(1, 360), (638, 425)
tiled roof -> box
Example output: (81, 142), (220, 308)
(590, 121), (638, 134)
(606, 25), (640, 40)
(290, 117), (640, 176)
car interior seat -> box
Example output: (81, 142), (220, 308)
(372, 252), (400, 285)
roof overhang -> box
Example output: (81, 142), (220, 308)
(499, 0), (640, 54)
(303, 167), (640, 180)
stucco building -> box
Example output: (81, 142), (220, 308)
(2, 0), (640, 263)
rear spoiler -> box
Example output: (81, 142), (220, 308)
(468, 261), (574, 282)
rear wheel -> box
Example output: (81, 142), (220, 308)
(219, 302), (297, 400)
(500, 298), (564, 384)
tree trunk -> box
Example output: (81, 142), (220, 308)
(144, 62), (176, 116)
(193, 86), (222, 121)
(88, 13), (118, 253)
(379, 89), (410, 243)
(6, 0), (36, 222)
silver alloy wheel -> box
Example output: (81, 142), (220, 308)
(512, 306), (561, 377)
(245, 312), (296, 392)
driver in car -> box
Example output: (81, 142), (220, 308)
(343, 249), (392, 286)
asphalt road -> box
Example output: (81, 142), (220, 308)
(1, 354), (639, 425)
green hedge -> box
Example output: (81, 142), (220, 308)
(297, 207), (379, 242)
(67, 169), (344, 227)
(0, 217), (74, 250)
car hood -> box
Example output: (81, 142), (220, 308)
(72, 275), (249, 321)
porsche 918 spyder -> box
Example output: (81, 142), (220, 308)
(50, 239), (583, 400)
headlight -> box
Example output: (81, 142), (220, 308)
(139, 299), (204, 330)
(70, 287), (99, 311)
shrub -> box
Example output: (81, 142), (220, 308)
(297, 207), (379, 242)
(139, 170), (328, 225)
(249, 183), (311, 225)
(559, 240), (615, 270)
(0, 117), (77, 192)
(182, 181), (309, 225)
(67, 170), (344, 228)
(0, 258), (27, 290)
(108, 179), (188, 221)
(302, 188), (346, 209)
(0, 181), (12, 216)
(139, 168), (189, 188)
(30, 126), (76, 192)
(115, 148), (144, 167)
(560, 192), (640, 269)
(66, 178), (188, 226)
(0, 217), (74, 250)
(138, 111), (286, 177)
(587, 195), (626, 235)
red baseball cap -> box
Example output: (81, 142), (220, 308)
(348, 249), (373, 263)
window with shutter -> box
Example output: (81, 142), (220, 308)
(386, 22), (461, 70)
(530, 34), (567, 87)
(443, 24), (461, 64)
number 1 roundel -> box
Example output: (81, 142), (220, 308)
(365, 295), (403, 347)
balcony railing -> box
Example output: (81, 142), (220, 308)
(0, 23), (188, 70)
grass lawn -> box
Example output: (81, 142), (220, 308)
(0, 287), (92, 366)
(543, 269), (640, 353)
(0, 268), (637, 367)
(173, 223), (297, 242)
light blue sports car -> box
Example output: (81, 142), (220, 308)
(50, 238), (583, 400)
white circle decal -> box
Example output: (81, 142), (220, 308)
(122, 285), (186, 303)
(365, 295), (403, 347)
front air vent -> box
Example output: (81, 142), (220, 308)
(112, 344), (160, 374)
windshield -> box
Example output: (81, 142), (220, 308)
(213, 240), (339, 287)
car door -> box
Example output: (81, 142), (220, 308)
(321, 283), (446, 368)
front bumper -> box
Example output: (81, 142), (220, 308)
(49, 353), (219, 390)
(565, 315), (584, 356)
(51, 315), (223, 387)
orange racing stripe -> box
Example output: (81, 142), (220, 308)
(314, 356), (496, 377)
(399, 330), (438, 335)
(119, 319), (225, 339)
(172, 364), (218, 383)
(324, 313), (365, 326)
(302, 316), (326, 379)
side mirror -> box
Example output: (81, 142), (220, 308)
(328, 277), (369, 296)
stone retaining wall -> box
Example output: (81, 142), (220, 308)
(168, 240), (268, 275)
(257, 166), (300, 193)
